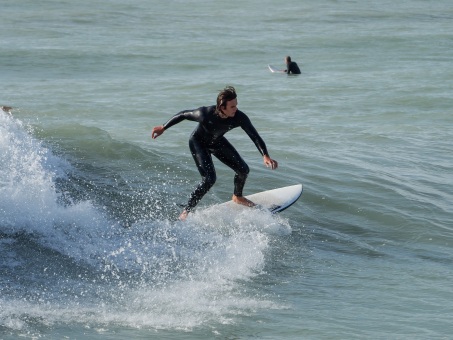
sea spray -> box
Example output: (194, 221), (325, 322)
(1, 112), (287, 334)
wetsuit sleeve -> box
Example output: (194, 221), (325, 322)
(240, 113), (269, 156)
(162, 109), (202, 130)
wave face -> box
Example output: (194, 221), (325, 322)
(1, 112), (292, 337)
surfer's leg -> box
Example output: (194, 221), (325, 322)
(184, 137), (217, 214)
(212, 138), (254, 207)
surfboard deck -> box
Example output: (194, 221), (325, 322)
(217, 184), (303, 214)
(268, 64), (285, 73)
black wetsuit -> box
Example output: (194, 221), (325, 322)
(163, 105), (269, 212)
(286, 61), (301, 75)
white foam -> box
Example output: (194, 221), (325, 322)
(0, 112), (114, 264)
(0, 112), (290, 332)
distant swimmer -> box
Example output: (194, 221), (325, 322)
(1, 106), (13, 114)
(284, 56), (301, 75)
(151, 86), (279, 221)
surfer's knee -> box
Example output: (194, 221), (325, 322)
(204, 172), (216, 189)
(237, 162), (249, 177)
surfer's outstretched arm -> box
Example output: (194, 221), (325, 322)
(152, 109), (201, 140)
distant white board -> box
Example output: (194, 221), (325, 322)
(268, 64), (285, 73)
(217, 184), (303, 214)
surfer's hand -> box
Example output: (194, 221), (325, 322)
(264, 155), (278, 170)
(151, 125), (165, 139)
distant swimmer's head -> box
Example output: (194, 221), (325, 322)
(216, 86), (238, 118)
(285, 56), (292, 64)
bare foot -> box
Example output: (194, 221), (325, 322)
(179, 210), (189, 221)
(232, 195), (256, 207)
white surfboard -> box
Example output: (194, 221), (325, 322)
(268, 64), (285, 73)
(218, 184), (303, 214)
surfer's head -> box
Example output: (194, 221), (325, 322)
(285, 56), (292, 64)
(216, 86), (238, 118)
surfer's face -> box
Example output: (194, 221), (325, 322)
(220, 98), (238, 118)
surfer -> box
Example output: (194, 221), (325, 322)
(151, 86), (278, 220)
(284, 56), (301, 75)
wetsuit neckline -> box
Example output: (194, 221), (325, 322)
(215, 109), (229, 119)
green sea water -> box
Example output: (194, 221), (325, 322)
(1, 0), (452, 338)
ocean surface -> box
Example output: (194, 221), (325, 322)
(1, 0), (452, 339)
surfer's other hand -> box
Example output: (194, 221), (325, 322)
(263, 155), (278, 170)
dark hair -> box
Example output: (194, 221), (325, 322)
(216, 86), (237, 113)
(285, 56), (292, 63)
